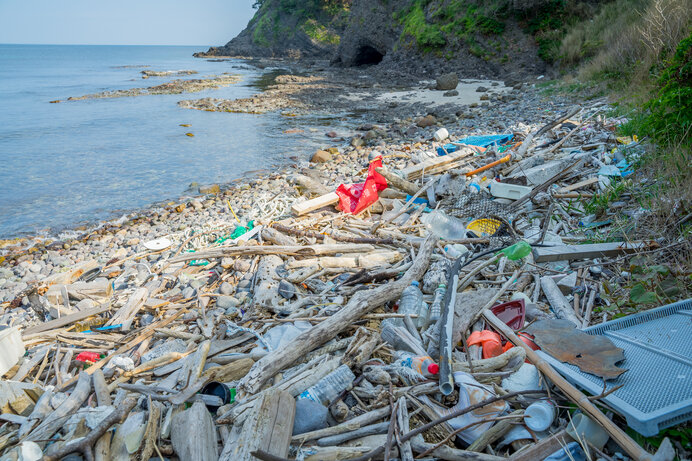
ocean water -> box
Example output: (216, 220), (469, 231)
(0, 45), (346, 238)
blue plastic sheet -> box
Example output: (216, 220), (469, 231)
(436, 134), (513, 155)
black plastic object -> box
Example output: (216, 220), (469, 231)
(200, 381), (231, 412)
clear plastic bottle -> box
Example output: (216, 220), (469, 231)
(298, 365), (356, 405)
(426, 284), (446, 328)
(398, 280), (423, 325)
(420, 210), (467, 240)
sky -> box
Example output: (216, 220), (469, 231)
(0, 0), (256, 46)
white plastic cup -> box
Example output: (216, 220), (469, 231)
(524, 400), (556, 431)
(566, 412), (610, 451)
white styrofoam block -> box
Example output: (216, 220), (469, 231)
(434, 128), (449, 142)
(0, 327), (25, 377)
(489, 181), (533, 200)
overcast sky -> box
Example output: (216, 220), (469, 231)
(0, 0), (255, 46)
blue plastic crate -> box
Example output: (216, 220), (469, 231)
(537, 298), (692, 436)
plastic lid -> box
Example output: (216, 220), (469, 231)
(427, 363), (440, 375)
(438, 284), (446, 288)
(411, 281), (419, 286)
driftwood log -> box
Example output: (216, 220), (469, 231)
(42, 397), (137, 461)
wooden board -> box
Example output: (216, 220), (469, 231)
(557, 177), (598, 193)
(219, 388), (295, 461)
(533, 242), (656, 263)
(22, 304), (110, 336)
(291, 192), (339, 216)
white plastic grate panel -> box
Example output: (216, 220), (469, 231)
(537, 299), (692, 436)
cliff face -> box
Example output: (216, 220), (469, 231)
(200, 0), (609, 78)
(332, 0), (547, 79)
(195, 1), (349, 59)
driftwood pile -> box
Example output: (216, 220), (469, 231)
(0, 105), (678, 461)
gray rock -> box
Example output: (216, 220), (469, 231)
(182, 287), (196, 299)
(476, 86), (488, 92)
(293, 399), (329, 435)
(435, 73), (458, 91)
(216, 296), (239, 309)
(443, 90), (459, 97)
(278, 280), (296, 299)
(219, 282), (234, 296)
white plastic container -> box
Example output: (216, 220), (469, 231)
(489, 181), (533, 200)
(524, 400), (556, 431)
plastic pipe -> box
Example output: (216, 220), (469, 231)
(465, 154), (512, 177)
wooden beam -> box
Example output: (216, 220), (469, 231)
(291, 192), (339, 216)
(169, 243), (375, 263)
(533, 242), (656, 263)
(557, 177), (598, 193)
(22, 304), (110, 336)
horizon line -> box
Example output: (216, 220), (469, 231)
(0, 42), (213, 47)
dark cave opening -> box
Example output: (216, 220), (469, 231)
(353, 45), (384, 66)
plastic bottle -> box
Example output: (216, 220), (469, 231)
(468, 180), (481, 194)
(396, 353), (439, 377)
(423, 284), (445, 329)
(298, 365), (356, 405)
(420, 210), (467, 240)
(388, 281), (423, 328)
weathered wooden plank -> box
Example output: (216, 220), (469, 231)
(291, 192), (339, 216)
(219, 388), (295, 461)
(533, 242), (656, 263)
(22, 304), (110, 336)
(557, 177), (598, 193)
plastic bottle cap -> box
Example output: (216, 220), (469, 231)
(411, 281), (419, 286)
(427, 363), (440, 375)
(438, 284), (446, 288)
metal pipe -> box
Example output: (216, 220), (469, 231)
(438, 258), (462, 395)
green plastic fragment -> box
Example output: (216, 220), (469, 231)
(498, 241), (532, 261)
(230, 220), (255, 240)
(229, 387), (236, 404)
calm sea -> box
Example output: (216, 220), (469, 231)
(0, 45), (346, 238)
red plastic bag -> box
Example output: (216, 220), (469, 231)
(336, 157), (388, 215)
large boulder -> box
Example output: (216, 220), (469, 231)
(436, 73), (459, 91)
(310, 150), (331, 163)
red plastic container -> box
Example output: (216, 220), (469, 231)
(491, 299), (525, 330)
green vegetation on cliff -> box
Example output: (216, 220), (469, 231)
(395, 0), (508, 54)
(251, 0), (350, 47)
